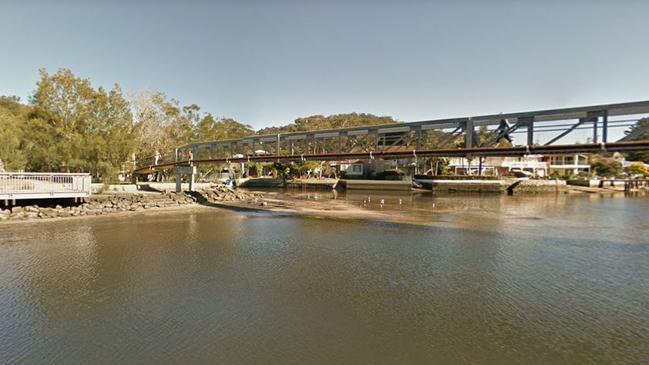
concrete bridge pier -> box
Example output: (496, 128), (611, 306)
(174, 165), (196, 193)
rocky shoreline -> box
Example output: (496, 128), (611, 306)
(0, 185), (264, 222)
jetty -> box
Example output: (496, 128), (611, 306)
(1, 172), (91, 204)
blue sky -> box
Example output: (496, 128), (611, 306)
(1, 0), (648, 132)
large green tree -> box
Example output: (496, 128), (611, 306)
(196, 114), (254, 141)
(28, 68), (137, 179)
(623, 118), (649, 163)
(0, 97), (29, 171)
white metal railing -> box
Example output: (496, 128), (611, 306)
(0, 172), (91, 199)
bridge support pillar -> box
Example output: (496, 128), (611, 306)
(602, 111), (608, 143)
(174, 165), (196, 193)
(175, 168), (182, 193)
(188, 168), (195, 192)
(464, 120), (474, 148)
(519, 116), (534, 146)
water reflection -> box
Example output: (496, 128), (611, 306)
(1, 195), (648, 364)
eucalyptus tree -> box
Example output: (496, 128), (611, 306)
(29, 68), (137, 179)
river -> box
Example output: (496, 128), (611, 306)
(1, 193), (648, 364)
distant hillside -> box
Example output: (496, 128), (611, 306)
(257, 113), (397, 135)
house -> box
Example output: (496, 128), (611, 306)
(447, 157), (498, 176)
(544, 154), (590, 176)
(448, 155), (548, 177)
(339, 160), (364, 177)
(500, 155), (548, 177)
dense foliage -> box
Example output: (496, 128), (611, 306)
(591, 161), (623, 178)
(257, 113), (396, 135)
(623, 118), (649, 163)
(0, 69), (256, 180)
(0, 68), (398, 181)
(626, 161), (649, 177)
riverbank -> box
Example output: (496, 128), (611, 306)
(186, 187), (649, 227)
(2, 183), (646, 226)
(0, 185), (263, 223)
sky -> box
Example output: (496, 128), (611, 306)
(1, 0), (648, 133)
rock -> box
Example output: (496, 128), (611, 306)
(0, 188), (265, 224)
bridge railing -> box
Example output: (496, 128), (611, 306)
(0, 172), (92, 200)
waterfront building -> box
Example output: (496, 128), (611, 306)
(448, 155), (549, 177)
(544, 154), (591, 176)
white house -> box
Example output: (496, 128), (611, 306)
(545, 154), (590, 176)
(448, 155), (548, 177)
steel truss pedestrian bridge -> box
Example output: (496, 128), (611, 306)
(135, 100), (649, 175)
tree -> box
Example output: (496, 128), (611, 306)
(592, 161), (623, 178)
(623, 118), (649, 163)
(85, 85), (138, 178)
(0, 97), (28, 170)
(626, 162), (649, 177)
(28, 68), (136, 179)
(131, 90), (193, 161)
(196, 113), (254, 142)
(257, 113), (396, 135)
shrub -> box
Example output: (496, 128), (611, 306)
(626, 162), (649, 177)
(592, 161), (623, 178)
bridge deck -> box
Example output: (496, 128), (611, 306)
(135, 100), (649, 173)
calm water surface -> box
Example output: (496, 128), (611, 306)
(1, 193), (648, 364)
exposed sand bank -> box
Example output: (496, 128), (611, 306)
(2, 184), (645, 228)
